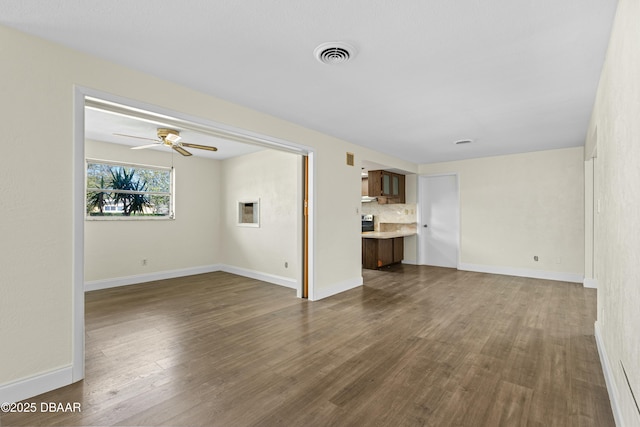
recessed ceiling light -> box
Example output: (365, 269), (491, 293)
(454, 139), (473, 145)
(314, 42), (356, 65)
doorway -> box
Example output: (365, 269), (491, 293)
(73, 87), (315, 381)
(418, 174), (460, 268)
(584, 140), (598, 288)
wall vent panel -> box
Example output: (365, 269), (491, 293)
(346, 152), (354, 166)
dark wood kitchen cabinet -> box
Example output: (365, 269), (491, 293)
(362, 237), (404, 269)
(361, 177), (369, 196)
(368, 170), (405, 203)
(393, 236), (404, 263)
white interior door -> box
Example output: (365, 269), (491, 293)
(419, 174), (459, 268)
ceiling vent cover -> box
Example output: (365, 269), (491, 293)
(314, 42), (356, 65)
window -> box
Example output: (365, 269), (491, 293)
(86, 159), (173, 220)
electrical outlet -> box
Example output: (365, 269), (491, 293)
(284, 262), (288, 268)
(142, 259), (148, 266)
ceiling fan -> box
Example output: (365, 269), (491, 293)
(114, 128), (218, 156)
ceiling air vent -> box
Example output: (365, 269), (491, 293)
(314, 42), (356, 65)
(454, 139), (473, 145)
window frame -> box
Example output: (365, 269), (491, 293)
(85, 158), (175, 221)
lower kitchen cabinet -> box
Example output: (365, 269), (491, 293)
(393, 236), (404, 263)
(362, 237), (404, 269)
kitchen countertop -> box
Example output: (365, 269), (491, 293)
(361, 230), (417, 239)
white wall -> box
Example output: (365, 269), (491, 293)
(221, 149), (300, 286)
(84, 140), (221, 285)
(0, 24), (415, 397)
(419, 147), (585, 281)
(586, 0), (640, 424)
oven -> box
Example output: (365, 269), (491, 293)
(361, 214), (374, 232)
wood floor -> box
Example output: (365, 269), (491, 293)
(1, 266), (614, 426)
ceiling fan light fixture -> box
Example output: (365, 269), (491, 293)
(157, 128), (180, 142)
(165, 132), (182, 144)
(121, 127), (217, 156)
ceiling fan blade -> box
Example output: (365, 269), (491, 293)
(172, 145), (192, 156)
(131, 143), (159, 150)
(181, 142), (218, 152)
(114, 133), (159, 142)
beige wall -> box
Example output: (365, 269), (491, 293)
(586, 0), (640, 424)
(0, 24), (415, 390)
(221, 150), (300, 283)
(84, 140), (221, 282)
(419, 147), (585, 279)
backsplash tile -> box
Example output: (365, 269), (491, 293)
(361, 203), (417, 230)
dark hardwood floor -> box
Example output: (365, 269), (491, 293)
(1, 266), (614, 426)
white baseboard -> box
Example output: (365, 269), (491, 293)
(583, 277), (599, 289)
(85, 264), (298, 293)
(219, 265), (298, 289)
(595, 321), (625, 427)
(311, 276), (363, 301)
(84, 264), (222, 291)
(0, 366), (73, 404)
(458, 263), (583, 283)
(401, 259), (419, 265)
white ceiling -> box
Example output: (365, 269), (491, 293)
(0, 0), (617, 164)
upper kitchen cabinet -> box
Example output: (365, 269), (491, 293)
(361, 176), (369, 196)
(368, 170), (405, 204)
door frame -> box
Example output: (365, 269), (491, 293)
(584, 139), (598, 288)
(73, 86), (316, 380)
(417, 173), (461, 268)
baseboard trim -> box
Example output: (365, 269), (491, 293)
(595, 321), (625, 427)
(311, 276), (363, 301)
(84, 265), (222, 291)
(458, 263), (583, 283)
(219, 265), (298, 290)
(401, 259), (419, 265)
(0, 366), (73, 404)
(583, 277), (599, 289)
(85, 264), (298, 293)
